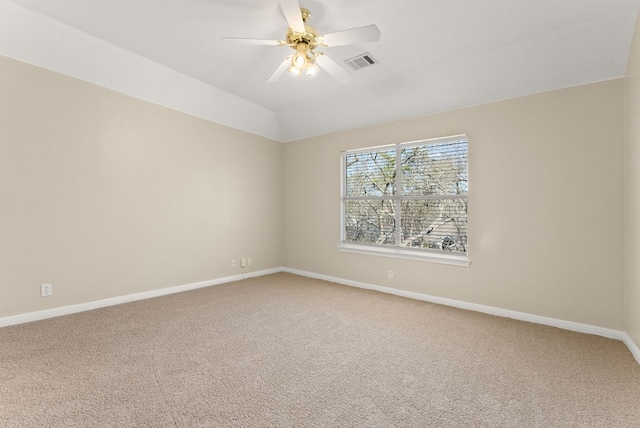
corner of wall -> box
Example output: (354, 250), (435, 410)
(623, 11), (640, 355)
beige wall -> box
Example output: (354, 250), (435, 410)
(0, 50), (630, 335)
(625, 15), (640, 349)
(284, 80), (625, 330)
(0, 55), (283, 317)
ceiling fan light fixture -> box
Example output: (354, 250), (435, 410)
(305, 62), (319, 77)
(287, 65), (302, 77)
(289, 47), (318, 78)
(292, 51), (308, 69)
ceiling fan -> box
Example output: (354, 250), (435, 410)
(221, 0), (381, 84)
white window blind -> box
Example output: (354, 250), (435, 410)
(340, 135), (469, 265)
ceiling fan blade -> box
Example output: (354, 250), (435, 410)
(221, 37), (285, 46)
(315, 54), (352, 84)
(267, 56), (293, 83)
(321, 24), (381, 47)
(279, 0), (305, 33)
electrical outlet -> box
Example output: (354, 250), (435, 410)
(231, 259), (236, 267)
(388, 270), (394, 279)
(241, 258), (247, 268)
(247, 257), (252, 266)
(41, 283), (52, 297)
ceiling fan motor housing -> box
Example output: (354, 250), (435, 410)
(286, 8), (319, 51)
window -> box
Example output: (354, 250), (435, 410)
(340, 135), (469, 266)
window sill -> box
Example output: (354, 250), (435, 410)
(338, 243), (470, 267)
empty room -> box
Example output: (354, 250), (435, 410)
(2, 0), (640, 426)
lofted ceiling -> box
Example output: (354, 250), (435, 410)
(2, 0), (640, 141)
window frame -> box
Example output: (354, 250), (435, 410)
(339, 135), (470, 267)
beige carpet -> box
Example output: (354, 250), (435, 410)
(1, 273), (639, 427)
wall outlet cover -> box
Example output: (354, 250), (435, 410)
(41, 283), (52, 297)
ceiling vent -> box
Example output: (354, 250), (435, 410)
(344, 53), (378, 71)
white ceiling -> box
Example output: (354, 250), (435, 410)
(2, 0), (640, 141)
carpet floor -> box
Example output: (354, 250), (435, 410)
(1, 272), (639, 427)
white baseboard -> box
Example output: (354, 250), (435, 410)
(282, 267), (640, 365)
(3, 266), (639, 366)
(622, 333), (640, 364)
(0, 267), (280, 328)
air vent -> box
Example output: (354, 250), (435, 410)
(344, 53), (378, 71)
